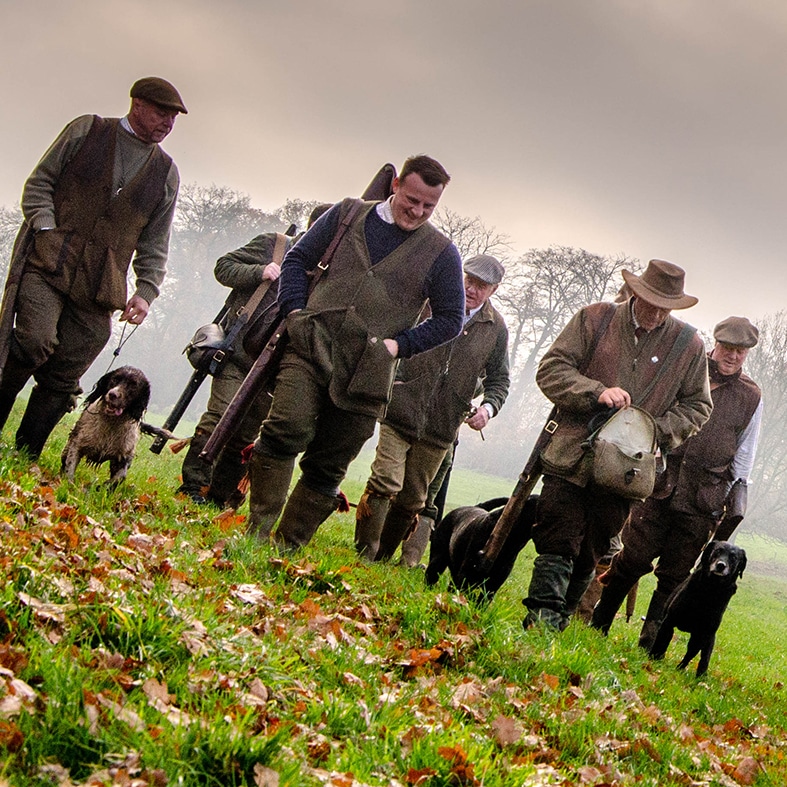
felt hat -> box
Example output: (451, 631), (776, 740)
(621, 259), (697, 310)
(130, 77), (188, 114)
(463, 255), (505, 285)
(713, 316), (759, 348)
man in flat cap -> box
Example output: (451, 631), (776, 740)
(522, 259), (712, 631)
(355, 254), (510, 564)
(592, 315), (761, 646)
(0, 77), (186, 458)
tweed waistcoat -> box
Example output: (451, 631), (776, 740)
(286, 198), (450, 417)
(27, 116), (171, 310)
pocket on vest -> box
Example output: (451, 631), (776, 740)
(693, 465), (730, 516)
(336, 309), (397, 405)
(28, 228), (83, 276)
(95, 245), (130, 311)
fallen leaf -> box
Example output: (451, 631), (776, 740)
(491, 714), (522, 746)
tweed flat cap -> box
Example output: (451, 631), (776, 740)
(130, 77), (188, 114)
(463, 255), (505, 285)
(714, 316), (759, 348)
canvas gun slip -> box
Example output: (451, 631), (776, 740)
(475, 407), (558, 573)
(199, 163), (398, 466)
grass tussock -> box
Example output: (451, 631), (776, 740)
(0, 409), (785, 786)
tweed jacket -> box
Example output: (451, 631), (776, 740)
(383, 298), (510, 449)
(537, 300), (713, 487)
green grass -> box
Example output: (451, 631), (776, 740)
(0, 408), (785, 786)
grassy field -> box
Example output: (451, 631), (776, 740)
(0, 405), (786, 786)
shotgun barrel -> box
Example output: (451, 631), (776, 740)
(475, 407), (558, 573)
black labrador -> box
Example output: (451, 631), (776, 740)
(649, 540), (747, 677)
(425, 496), (537, 600)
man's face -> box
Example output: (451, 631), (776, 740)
(464, 274), (497, 312)
(711, 342), (749, 376)
(129, 98), (178, 143)
(633, 297), (672, 331)
(390, 172), (444, 231)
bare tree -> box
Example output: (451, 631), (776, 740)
(737, 311), (787, 539)
(276, 198), (323, 234)
(432, 209), (512, 261)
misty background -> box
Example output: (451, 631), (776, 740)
(1, 1), (786, 541)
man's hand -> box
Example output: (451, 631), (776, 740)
(119, 295), (150, 325)
(598, 387), (631, 409)
(465, 407), (490, 431)
(263, 262), (281, 281)
(383, 338), (399, 358)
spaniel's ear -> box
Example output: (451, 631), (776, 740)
(83, 371), (114, 407)
(126, 376), (151, 422)
(736, 552), (747, 579)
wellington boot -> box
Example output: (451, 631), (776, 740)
(399, 515), (434, 568)
(15, 386), (74, 459)
(637, 589), (671, 651)
(561, 569), (596, 629)
(374, 505), (418, 562)
(354, 488), (391, 561)
(523, 554), (574, 630)
(0, 353), (35, 433)
(207, 447), (246, 508)
(274, 479), (339, 551)
(246, 453), (295, 541)
(590, 575), (635, 635)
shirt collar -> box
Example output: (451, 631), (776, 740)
(464, 303), (483, 325)
(120, 116), (136, 136)
(376, 196), (395, 224)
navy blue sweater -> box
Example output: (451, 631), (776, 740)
(278, 202), (465, 358)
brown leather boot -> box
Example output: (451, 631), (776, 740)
(374, 504), (418, 562)
(399, 514), (434, 568)
(246, 453), (295, 541)
(353, 487), (391, 561)
(273, 479), (339, 551)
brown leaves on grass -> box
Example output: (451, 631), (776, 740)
(0, 473), (784, 786)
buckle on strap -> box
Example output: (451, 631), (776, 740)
(545, 419), (559, 434)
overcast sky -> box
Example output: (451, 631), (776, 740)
(1, 0), (785, 334)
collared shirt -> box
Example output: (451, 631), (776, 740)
(464, 304), (483, 325)
(376, 196), (395, 224)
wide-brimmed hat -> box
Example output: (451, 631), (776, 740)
(621, 259), (697, 310)
(130, 77), (188, 114)
(713, 316), (759, 348)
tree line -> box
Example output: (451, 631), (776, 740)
(1, 187), (784, 542)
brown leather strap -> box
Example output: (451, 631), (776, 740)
(308, 200), (364, 294)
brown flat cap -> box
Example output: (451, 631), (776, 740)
(463, 255), (505, 285)
(713, 316), (759, 348)
(621, 259), (697, 310)
(130, 77), (187, 114)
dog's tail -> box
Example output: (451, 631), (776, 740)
(140, 422), (179, 442)
(477, 497), (510, 512)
